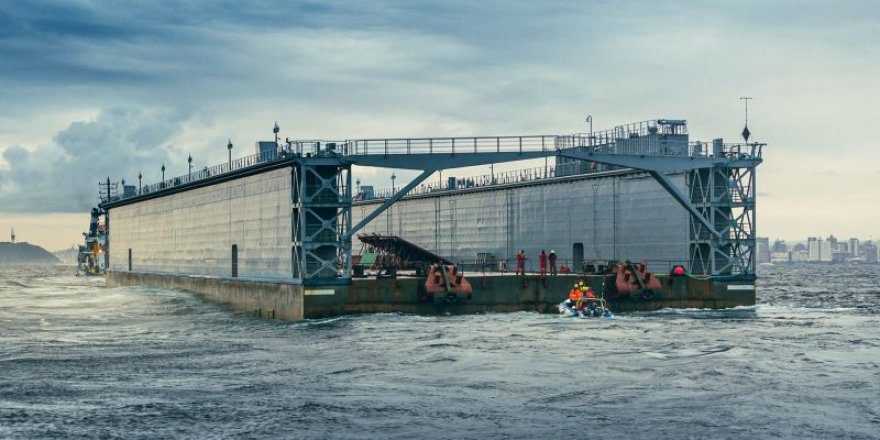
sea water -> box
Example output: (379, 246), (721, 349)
(0, 264), (878, 439)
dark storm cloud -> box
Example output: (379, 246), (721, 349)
(0, 108), (184, 212)
(0, 1), (603, 89)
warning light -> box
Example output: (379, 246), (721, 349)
(671, 265), (686, 276)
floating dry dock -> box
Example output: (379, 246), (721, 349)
(101, 119), (763, 320)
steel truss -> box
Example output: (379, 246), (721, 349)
(687, 165), (756, 276)
(291, 158), (352, 284)
(335, 141), (762, 283)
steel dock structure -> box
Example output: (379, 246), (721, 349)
(101, 119), (763, 320)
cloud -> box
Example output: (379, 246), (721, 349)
(0, 108), (185, 212)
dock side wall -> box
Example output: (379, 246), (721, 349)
(106, 270), (753, 322)
(353, 171), (690, 272)
(108, 167), (293, 278)
(106, 270), (306, 321)
(347, 274), (754, 315)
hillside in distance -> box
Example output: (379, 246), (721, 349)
(0, 242), (61, 264)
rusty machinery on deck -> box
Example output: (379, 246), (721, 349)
(354, 233), (454, 277)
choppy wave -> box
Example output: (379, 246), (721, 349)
(0, 263), (878, 439)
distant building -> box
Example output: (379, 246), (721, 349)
(793, 243), (807, 253)
(820, 240), (832, 262)
(863, 242), (879, 264)
(839, 242), (849, 254)
(791, 250), (808, 262)
(770, 252), (791, 263)
(849, 238), (860, 257)
(831, 251), (848, 264)
(808, 237), (832, 262)
(827, 235), (838, 251)
(757, 237), (771, 263)
(808, 237), (818, 261)
(772, 239), (788, 253)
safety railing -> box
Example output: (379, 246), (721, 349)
(363, 165), (559, 200)
(555, 119), (687, 148)
(688, 141), (764, 160)
(346, 135), (558, 156)
(135, 148), (285, 198)
(391, 257), (692, 276)
(556, 136), (763, 161)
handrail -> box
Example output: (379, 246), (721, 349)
(364, 165), (558, 200)
(346, 135), (558, 156)
(137, 148), (285, 198)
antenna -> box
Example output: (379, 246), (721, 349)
(740, 97), (753, 142)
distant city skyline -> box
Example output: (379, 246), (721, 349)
(758, 234), (880, 264)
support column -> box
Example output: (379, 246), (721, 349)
(292, 158), (352, 284)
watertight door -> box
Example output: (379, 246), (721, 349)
(231, 244), (238, 278)
(572, 243), (584, 272)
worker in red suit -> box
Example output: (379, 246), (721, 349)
(515, 250), (526, 276)
(539, 250), (547, 277)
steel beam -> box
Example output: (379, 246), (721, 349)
(346, 169), (435, 239)
(348, 151), (555, 170)
(558, 151), (761, 173)
(648, 171), (721, 239)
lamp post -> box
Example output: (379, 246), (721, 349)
(227, 139), (233, 168)
(138, 172), (142, 194)
(188, 154), (193, 179)
(389, 173), (397, 234)
(592, 184), (599, 255)
(161, 164), (165, 183)
(585, 115), (593, 146)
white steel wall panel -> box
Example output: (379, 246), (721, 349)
(353, 172), (689, 271)
(109, 168), (291, 278)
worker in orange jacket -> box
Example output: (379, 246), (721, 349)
(580, 285), (597, 312)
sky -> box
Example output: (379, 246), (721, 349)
(0, 0), (878, 250)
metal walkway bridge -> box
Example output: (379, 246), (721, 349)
(103, 119), (764, 285)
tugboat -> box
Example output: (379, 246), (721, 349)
(77, 207), (107, 276)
